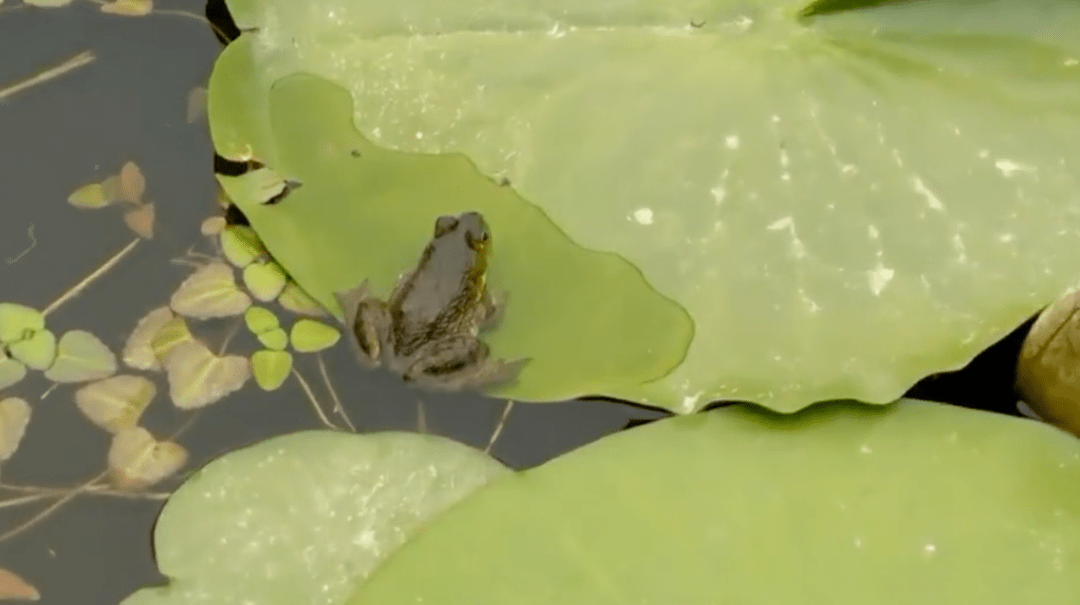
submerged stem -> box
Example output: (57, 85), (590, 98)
(486, 400), (515, 454)
(318, 354), (355, 432)
(43, 238), (141, 318)
(293, 368), (338, 430)
(0, 50), (96, 103)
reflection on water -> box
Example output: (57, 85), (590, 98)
(0, 3), (653, 603)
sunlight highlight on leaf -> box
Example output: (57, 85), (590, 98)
(108, 427), (188, 491)
(43, 330), (118, 383)
(251, 349), (291, 391)
(100, 0), (153, 17)
(67, 182), (108, 209)
(0, 398), (30, 462)
(123, 306), (174, 371)
(170, 262), (252, 319)
(289, 318), (340, 353)
(7, 328), (56, 371)
(0, 566), (39, 601)
(242, 261), (288, 302)
(165, 340), (250, 410)
(23, 0), (74, 6)
(150, 315), (193, 365)
(123, 202), (155, 239)
(187, 86), (208, 123)
(0, 303), (43, 344)
(75, 375), (155, 433)
(118, 161), (146, 204)
(0, 354), (26, 391)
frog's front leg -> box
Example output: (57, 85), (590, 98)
(477, 289), (510, 333)
(401, 336), (527, 392)
(334, 280), (393, 367)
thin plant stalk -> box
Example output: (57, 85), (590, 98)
(0, 51), (96, 103)
(292, 368), (338, 430)
(486, 400), (515, 454)
(318, 353), (355, 432)
(43, 238), (142, 317)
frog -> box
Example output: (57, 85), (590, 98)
(335, 211), (530, 392)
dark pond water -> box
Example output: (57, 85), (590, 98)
(0, 4), (665, 604)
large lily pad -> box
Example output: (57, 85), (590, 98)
(119, 429), (508, 605)
(214, 74), (695, 406)
(347, 400), (1080, 604)
(210, 0), (1080, 412)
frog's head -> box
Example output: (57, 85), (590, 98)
(433, 212), (491, 252)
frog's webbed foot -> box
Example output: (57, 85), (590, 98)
(334, 280), (392, 368)
(402, 337), (531, 393)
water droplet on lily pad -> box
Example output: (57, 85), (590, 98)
(244, 306), (279, 335)
(242, 261), (288, 302)
(67, 182), (109, 209)
(0, 352), (26, 390)
(289, 318), (340, 353)
(75, 375), (155, 433)
(0, 397), (31, 461)
(251, 349), (292, 391)
(165, 340), (250, 410)
(108, 427), (188, 491)
(170, 262), (252, 319)
(43, 330), (117, 383)
(277, 280), (326, 317)
(123, 306), (175, 371)
(219, 225), (268, 269)
(0, 303), (44, 344)
(7, 327), (56, 371)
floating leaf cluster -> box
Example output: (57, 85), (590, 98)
(67, 161), (155, 239)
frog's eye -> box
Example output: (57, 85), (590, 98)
(433, 215), (458, 237)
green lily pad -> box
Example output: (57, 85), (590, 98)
(251, 349), (291, 390)
(242, 261), (288, 302)
(288, 318), (340, 353)
(211, 0), (1080, 412)
(0, 352), (27, 390)
(7, 328), (57, 371)
(43, 330), (118, 383)
(0, 303), (43, 345)
(213, 74), (694, 407)
(243, 306), (280, 335)
(119, 430), (509, 605)
(348, 400), (1080, 604)
(256, 327), (288, 351)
